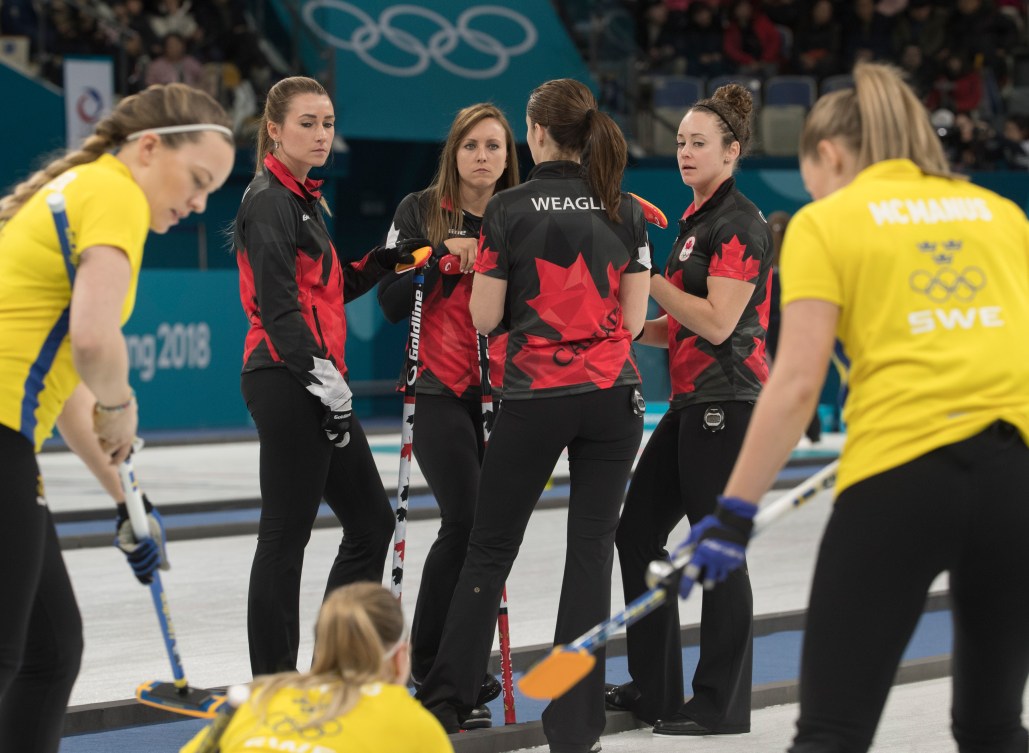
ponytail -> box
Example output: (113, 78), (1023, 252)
(250, 583), (405, 732)
(527, 78), (627, 222)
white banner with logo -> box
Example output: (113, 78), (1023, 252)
(64, 56), (114, 149)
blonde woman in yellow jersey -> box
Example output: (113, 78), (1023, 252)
(670, 62), (1029, 753)
(0, 84), (234, 753)
(181, 583), (453, 753)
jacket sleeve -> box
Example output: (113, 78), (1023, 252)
(376, 193), (443, 322)
(240, 190), (327, 386)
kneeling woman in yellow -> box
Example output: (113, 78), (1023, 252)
(0, 83), (235, 753)
(180, 583), (454, 753)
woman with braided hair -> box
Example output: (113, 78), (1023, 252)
(0, 83), (235, 752)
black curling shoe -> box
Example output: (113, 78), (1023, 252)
(604, 682), (641, 712)
(478, 673), (502, 706)
(461, 704), (492, 730)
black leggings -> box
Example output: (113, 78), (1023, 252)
(409, 393), (485, 682)
(418, 386), (644, 751)
(0, 425), (83, 753)
(615, 402), (754, 729)
(242, 368), (394, 675)
(790, 422), (1029, 753)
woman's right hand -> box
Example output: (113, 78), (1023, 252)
(443, 237), (477, 273)
(93, 398), (139, 464)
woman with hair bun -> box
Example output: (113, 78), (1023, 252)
(417, 78), (652, 752)
(180, 583), (453, 753)
(607, 82), (772, 737)
(679, 61), (1029, 753)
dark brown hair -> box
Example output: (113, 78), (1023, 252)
(526, 78), (627, 222)
(690, 83), (755, 161)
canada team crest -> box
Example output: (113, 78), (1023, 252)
(679, 236), (696, 262)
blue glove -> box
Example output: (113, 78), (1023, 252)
(114, 495), (169, 585)
(675, 496), (757, 598)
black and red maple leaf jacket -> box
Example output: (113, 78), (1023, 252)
(234, 153), (392, 387)
(662, 176), (773, 409)
(473, 160), (652, 399)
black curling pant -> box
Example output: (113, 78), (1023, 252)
(615, 402), (754, 729)
(409, 393), (486, 682)
(242, 368), (394, 675)
(790, 421), (1029, 753)
(418, 386), (644, 752)
(0, 425), (83, 753)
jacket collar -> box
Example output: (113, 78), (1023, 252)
(681, 176), (735, 223)
(527, 160), (588, 180)
(263, 152), (324, 200)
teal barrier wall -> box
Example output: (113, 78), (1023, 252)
(0, 61), (64, 194)
(125, 270), (251, 431)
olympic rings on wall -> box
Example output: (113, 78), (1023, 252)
(301, 1), (538, 79)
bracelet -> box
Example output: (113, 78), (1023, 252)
(95, 390), (136, 414)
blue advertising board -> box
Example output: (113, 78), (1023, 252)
(125, 270), (251, 432)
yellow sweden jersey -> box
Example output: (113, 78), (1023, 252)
(179, 683), (454, 753)
(781, 159), (1029, 494)
(0, 154), (149, 450)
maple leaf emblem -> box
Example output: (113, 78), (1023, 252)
(514, 254), (631, 390)
(710, 234), (761, 281)
(474, 233), (500, 274)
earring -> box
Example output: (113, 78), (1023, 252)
(273, 141), (280, 150)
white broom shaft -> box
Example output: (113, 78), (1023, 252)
(119, 458), (150, 541)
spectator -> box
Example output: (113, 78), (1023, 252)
(841, 0), (896, 68)
(145, 32), (204, 88)
(1001, 114), (1029, 169)
(892, 0), (947, 65)
(193, 0), (269, 82)
(941, 111), (1001, 171)
(117, 0), (161, 58)
(639, 2), (692, 73)
(943, 0), (1018, 83)
(792, 0), (842, 80)
(116, 31), (151, 95)
(682, 2), (729, 77)
(723, 0), (782, 77)
(927, 53), (984, 113)
(149, 0), (199, 45)
(898, 44), (935, 101)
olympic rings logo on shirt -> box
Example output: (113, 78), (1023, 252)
(301, 1), (538, 79)
(909, 266), (986, 303)
(267, 711), (342, 738)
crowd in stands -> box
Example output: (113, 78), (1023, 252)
(0, 0), (274, 139)
(623, 0), (1029, 168)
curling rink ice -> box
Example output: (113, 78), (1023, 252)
(35, 426), (1020, 752)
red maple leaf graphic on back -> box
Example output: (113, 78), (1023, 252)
(513, 254), (630, 391)
(709, 234), (761, 281)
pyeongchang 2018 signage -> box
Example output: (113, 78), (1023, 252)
(297, 0), (595, 140)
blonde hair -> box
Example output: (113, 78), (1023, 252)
(424, 103), (520, 247)
(251, 583), (405, 731)
(0, 84), (231, 222)
(527, 78), (627, 222)
(799, 62), (952, 176)
(689, 82), (755, 160)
